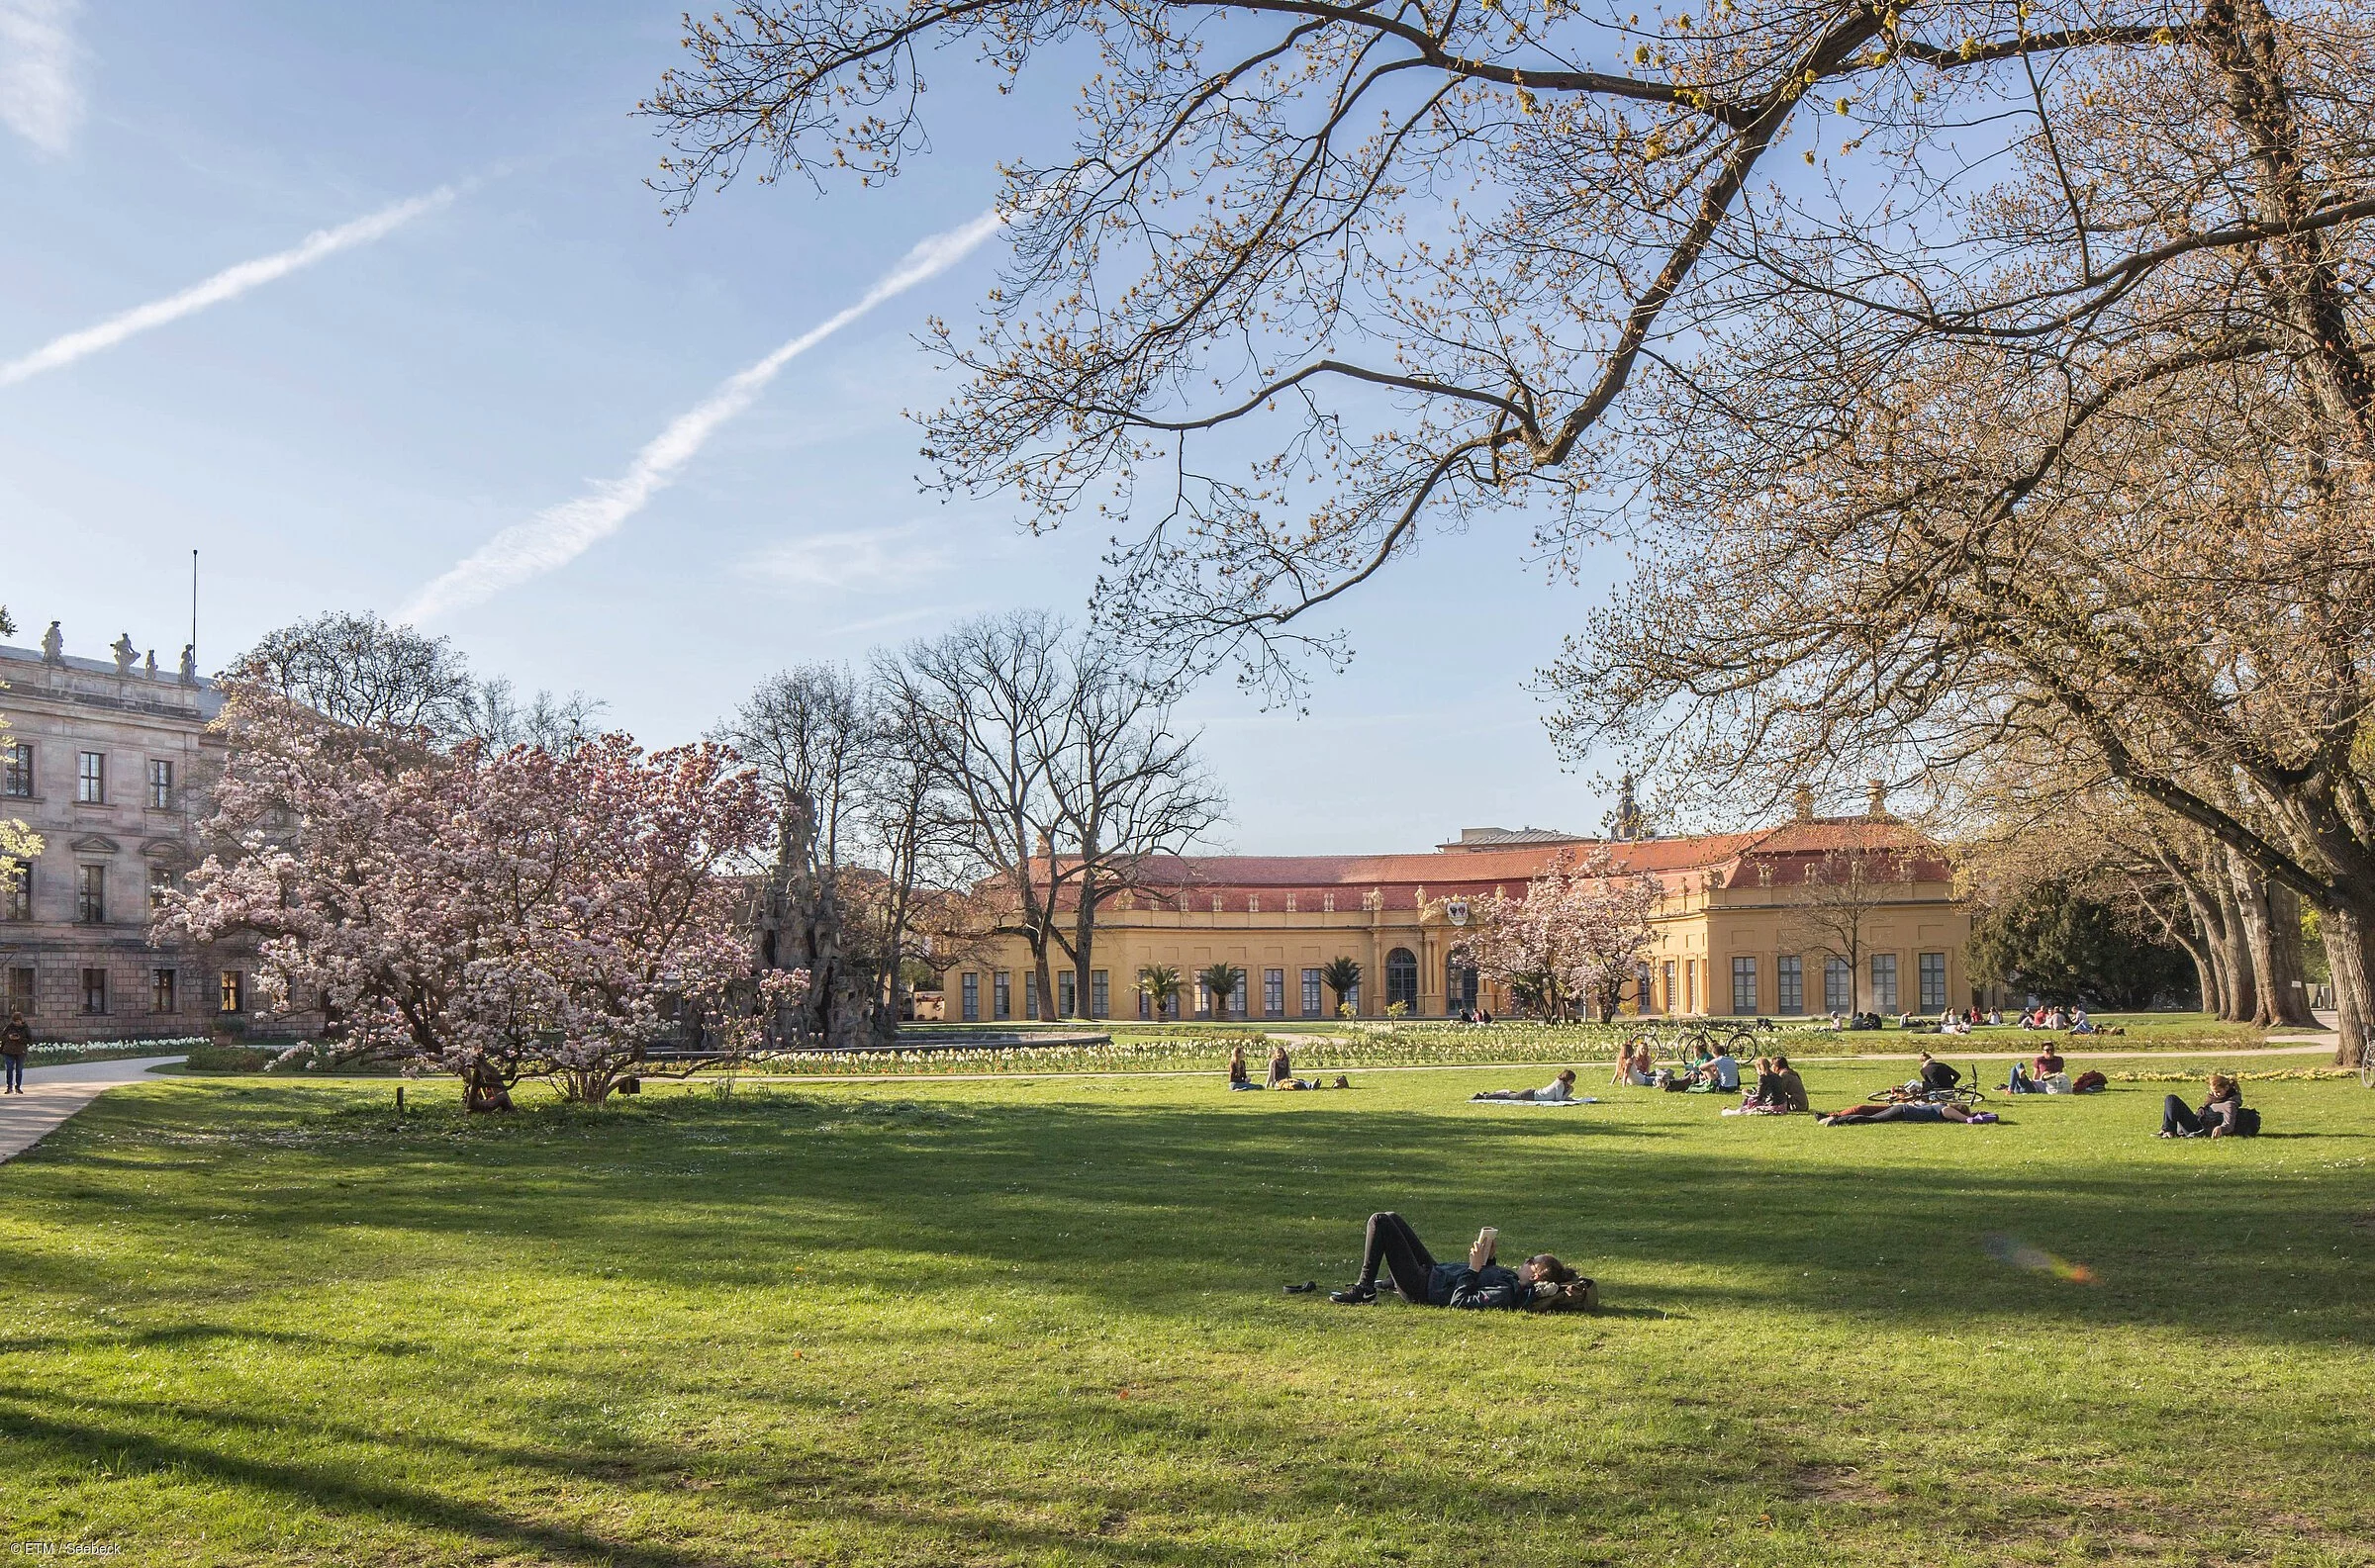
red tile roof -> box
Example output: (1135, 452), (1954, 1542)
(1014, 818), (1950, 910)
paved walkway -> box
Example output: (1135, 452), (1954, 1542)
(0, 1056), (187, 1164)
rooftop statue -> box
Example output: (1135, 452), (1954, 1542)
(113, 633), (139, 675)
(42, 621), (62, 663)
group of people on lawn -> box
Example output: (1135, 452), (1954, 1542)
(1226, 1043), (1350, 1092)
(1314, 1041), (2255, 1312)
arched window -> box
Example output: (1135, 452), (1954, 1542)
(1445, 949), (1478, 1016)
(1385, 947), (1419, 1012)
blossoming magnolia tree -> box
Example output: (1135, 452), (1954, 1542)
(1461, 849), (1662, 1023)
(163, 695), (804, 1107)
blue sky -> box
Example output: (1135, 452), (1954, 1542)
(0, 0), (1630, 853)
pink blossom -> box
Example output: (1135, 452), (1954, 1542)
(161, 694), (808, 1106)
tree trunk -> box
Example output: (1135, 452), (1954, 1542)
(2320, 901), (2374, 1068)
(2258, 880), (2320, 1027)
(2215, 867), (2257, 1023)
(2229, 852), (2317, 1027)
(2179, 939), (2218, 1018)
(2167, 873), (2231, 1017)
(1030, 939), (1057, 1025)
(1072, 876), (1097, 1021)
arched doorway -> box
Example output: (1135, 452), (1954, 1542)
(1385, 947), (1419, 1013)
(1445, 949), (1478, 1016)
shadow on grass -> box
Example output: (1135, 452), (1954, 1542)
(14, 1086), (2373, 1350)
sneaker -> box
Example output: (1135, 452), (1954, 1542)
(1328, 1283), (1378, 1305)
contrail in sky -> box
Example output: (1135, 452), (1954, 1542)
(402, 206), (1008, 624)
(0, 186), (456, 386)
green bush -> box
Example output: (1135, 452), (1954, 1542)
(184, 1043), (278, 1072)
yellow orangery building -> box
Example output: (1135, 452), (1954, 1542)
(950, 791), (1972, 1024)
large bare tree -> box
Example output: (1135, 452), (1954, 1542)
(717, 663), (881, 1047)
(1046, 647), (1227, 1018)
(647, 0), (2375, 1059)
(887, 611), (1223, 1022)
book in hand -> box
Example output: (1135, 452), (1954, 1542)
(1469, 1227), (1498, 1270)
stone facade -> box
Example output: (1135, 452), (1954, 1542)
(0, 627), (245, 1043)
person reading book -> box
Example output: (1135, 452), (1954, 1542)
(1329, 1216), (1594, 1310)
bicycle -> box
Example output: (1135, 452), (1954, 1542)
(1863, 1062), (1987, 1107)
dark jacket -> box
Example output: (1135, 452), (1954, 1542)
(1763, 1068), (1810, 1112)
(0, 1020), (30, 1057)
(1919, 1061), (1961, 1091)
(1425, 1262), (1530, 1310)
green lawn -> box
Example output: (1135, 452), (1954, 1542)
(4, 1058), (2370, 1566)
(729, 1013), (2272, 1078)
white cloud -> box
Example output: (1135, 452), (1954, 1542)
(401, 205), (1007, 624)
(0, 0), (81, 154)
(0, 185), (456, 385)
(744, 522), (954, 595)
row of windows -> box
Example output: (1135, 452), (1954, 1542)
(5, 965), (243, 1018)
(1135, 891), (1348, 914)
(1666, 951), (1951, 1016)
(3, 742), (176, 808)
(2, 862), (175, 923)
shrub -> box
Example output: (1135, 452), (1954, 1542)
(185, 1043), (277, 1072)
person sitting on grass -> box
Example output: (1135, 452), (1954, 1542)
(1267, 1043), (1293, 1087)
(1611, 1042), (1654, 1086)
(1693, 1044), (1742, 1092)
(1821, 1101), (1986, 1125)
(2069, 1008), (2099, 1035)
(2160, 1074), (2245, 1138)
(1756, 1055), (1810, 1111)
(1330, 1214), (1593, 1310)
(1473, 1068), (1577, 1103)
(1227, 1045), (1260, 1091)
(1916, 1052), (1961, 1095)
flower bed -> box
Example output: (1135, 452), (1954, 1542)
(26, 1038), (207, 1067)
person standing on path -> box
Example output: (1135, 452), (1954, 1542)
(2, 1011), (30, 1094)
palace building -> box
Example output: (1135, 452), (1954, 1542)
(0, 626), (253, 1042)
(950, 789), (1971, 1023)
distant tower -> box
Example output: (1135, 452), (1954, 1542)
(1611, 774), (1645, 840)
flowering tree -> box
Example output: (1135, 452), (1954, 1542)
(162, 693), (803, 1107)
(1463, 850), (1662, 1023)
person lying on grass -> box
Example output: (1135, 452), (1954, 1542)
(1330, 1214), (1596, 1310)
(1472, 1068), (1577, 1103)
(1819, 1102), (1991, 1126)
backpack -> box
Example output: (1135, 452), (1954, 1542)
(2232, 1106), (2261, 1137)
(2071, 1069), (2107, 1093)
